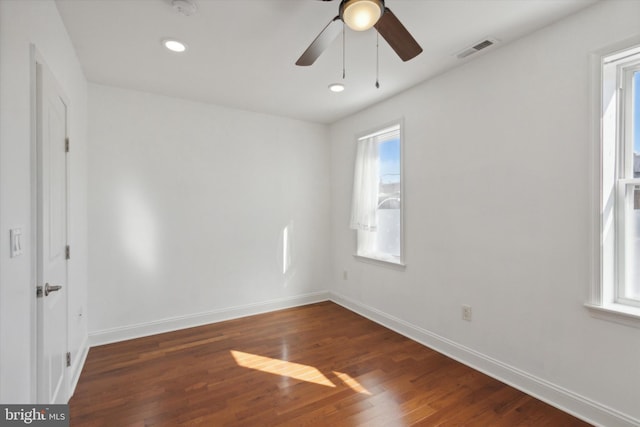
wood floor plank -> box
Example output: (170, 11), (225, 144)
(70, 302), (591, 426)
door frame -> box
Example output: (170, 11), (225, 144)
(30, 44), (71, 403)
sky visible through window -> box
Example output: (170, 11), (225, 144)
(379, 138), (400, 184)
(635, 72), (639, 153)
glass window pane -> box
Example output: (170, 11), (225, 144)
(631, 71), (640, 178)
(374, 138), (401, 258)
(624, 72), (640, 302)
(634, 71), (639, 178)
(623, 184), (640, 302)
(353, 125), (402, 264)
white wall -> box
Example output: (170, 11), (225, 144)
(87, 84), (330, 342)
(329, 1), (640, 425)
(0, 0), (89, 402)
(3, 0), (635, 422)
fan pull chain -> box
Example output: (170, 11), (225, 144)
(342, 24), (346, 79)
(375, 31), (380, 89)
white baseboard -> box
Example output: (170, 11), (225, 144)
(68, 336), (89, 400)
(89, 291), (330, 347)
(328, 291), (639, 427)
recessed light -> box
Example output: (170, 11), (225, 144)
(328, 83), (345, 93)
(162, 39), (187, 53)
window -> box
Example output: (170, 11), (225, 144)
(590, 43), (640, 325)
(350, 122), (403, 265)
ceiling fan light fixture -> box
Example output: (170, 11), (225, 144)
(328, 83), (345, 92)
(340, 0), (383, 31)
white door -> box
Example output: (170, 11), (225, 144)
(36, 57), (69, 404)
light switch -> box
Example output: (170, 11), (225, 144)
(10, 228), (23, 257)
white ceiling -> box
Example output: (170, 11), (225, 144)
(55, 0), (597, 124)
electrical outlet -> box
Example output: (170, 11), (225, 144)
(462, 305), (472, 321)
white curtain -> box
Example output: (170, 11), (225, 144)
(350, 136), (379, 231)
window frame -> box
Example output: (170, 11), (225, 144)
(616, 62), (640, 307)
(351, 119), (405, 268)
(587, 40), (640, 327)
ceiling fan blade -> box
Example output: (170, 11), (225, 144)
(374, 8), (423, 62)
(296, 16), (342, 66)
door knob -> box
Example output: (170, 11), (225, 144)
(44, 283), (62, 296)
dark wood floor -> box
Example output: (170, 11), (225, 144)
(70, 302), (590, 426)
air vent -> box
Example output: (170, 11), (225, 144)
(472, 40), (494, 50)
(456, 38), (499, 59)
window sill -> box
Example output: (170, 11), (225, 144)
(585, 302), (640, 329)
(353, 254), (406, 270)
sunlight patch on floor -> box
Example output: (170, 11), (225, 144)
(231, 350), (335, 388)
(334, 371), (371, 395)
(230, 350), (371, 395)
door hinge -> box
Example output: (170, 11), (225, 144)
(66, 352), (71, 367)
(65, 137), (69, 153)
(66, 245), (70, 260)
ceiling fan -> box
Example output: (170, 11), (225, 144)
(296, 0), (423, 66)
